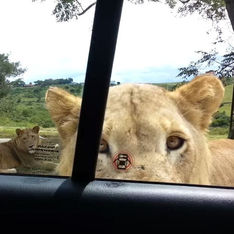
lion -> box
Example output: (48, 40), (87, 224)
(0, 126), (56, 173)
(45, 74), (234, 186)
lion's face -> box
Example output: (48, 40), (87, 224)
(96, 84), (209, 183)
(15, 126), (40, 154)
(45, 74), (224, 184)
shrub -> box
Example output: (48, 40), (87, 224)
(41, 119), (54, 128)
(211, 111), (230, 127)
(21, 109), (31, 117)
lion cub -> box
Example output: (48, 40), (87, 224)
(0, 126), (56, 174)
(46, 74), (234, 186)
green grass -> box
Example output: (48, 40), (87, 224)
(207, 127), (229, 140)
(208, 84), (233, 139)
(153, 82), (180, 91)
(0, 81), (233, 139)
(0, 84), (83, 130)
(219, 84), (233, 117)
(222, 84), (233, 103)
(0, 126), (58, 138)
(0, 84), (82, 138)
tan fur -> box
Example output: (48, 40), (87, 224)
(0, 126), (56, 173)
(45, 74), (234, 186)
(209, 139), (234, 186)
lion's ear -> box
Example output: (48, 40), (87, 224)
(16, 129), (22, 136)
(45, 87), (82, 141)
(170, 74), (224, 131)
(32, 126), (40, 133)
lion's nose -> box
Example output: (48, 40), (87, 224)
(29, 145), (34, 149)
(112, 152), (133, 170)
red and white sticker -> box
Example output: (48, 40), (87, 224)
(112, 152), (133, 170)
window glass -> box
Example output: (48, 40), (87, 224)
(95, 1), (234, 187)
(0, 0), (94, 176)
(2, 0), (234, 188)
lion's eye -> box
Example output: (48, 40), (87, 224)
(99, 139), (108, 153)
(166, 136), (184, 150)
(99, 139), (109, 153)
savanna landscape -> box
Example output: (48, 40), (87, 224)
(0, 77), (233, 176)
(0, 79), (233, 139)
(0, 81), (83, 175)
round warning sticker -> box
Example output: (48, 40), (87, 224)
(112, 152), (133, 170)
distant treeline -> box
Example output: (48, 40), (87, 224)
(34, 78), (74, 86)
(10, 78), (75, 87)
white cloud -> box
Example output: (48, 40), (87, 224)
(114, 2), (231, 69)
(112, 1), (234, 82)
(0, 0), (233, 84)
(0, 0), (94, 82)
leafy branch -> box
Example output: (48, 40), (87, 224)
(177, 48), (234, 80)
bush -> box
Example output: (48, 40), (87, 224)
(208, 127), (229, 139)
(29, 110), (55, 128)
(211, 111), (230, 127)
(0, 85), (79, 129)
(21, 109), (31, 117)
(41, 119), (54, 128)
(0, 97), (16, 114)
(24, 93), (34, 98)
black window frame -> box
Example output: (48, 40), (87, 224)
(71, 0), (124, 182)
(0, 0), (234, 231)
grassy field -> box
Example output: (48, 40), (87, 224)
(154, 82), (179, 91)
(208, 84), (233, 139)
(0, 81), (232, 140)
(0, 80), (232, 176)
(0, 83), (82, 138)
(218, 84), (233, 116)
(207, 127), (229, 140)
(0, 126), (58, 138)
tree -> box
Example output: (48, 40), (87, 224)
(10, 78), (26, 87)
(0, 54), (25, 98)
(33, 0), (234, 79)
(33, 87), (43, 102)
(163, 0), (234, 80)
(33, 0), (234, 31)
(34, 78), (74, 86)
(176, 0), (233, 30)
(177, 47), (234, 80)
(32, 0), (96, 22)
(130, 0), (234, 31)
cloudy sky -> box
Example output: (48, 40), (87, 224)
(0, 0), (233, 84)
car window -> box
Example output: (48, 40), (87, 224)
(44, 0), (234, 188)
(1, 0), (234, 189)
(0, 0), (95, 176)
(95, 1), (234, 187)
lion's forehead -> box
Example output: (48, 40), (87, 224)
(104, 84), (189, 136)
(107, 84), (179, 118)
(108, 84), (169, 109)
(20, 130), (36, 137)
(18, 130), (39, 144)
